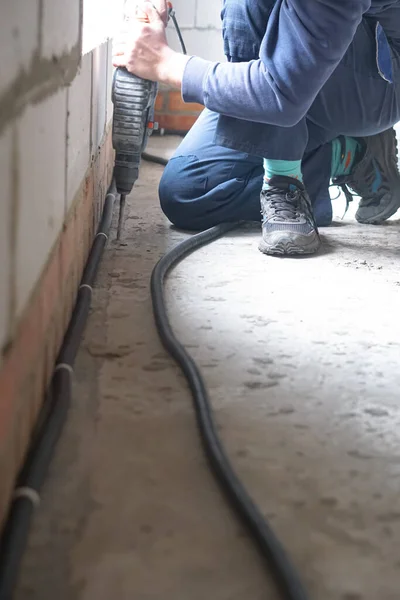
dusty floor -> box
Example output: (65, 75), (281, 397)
(15, 136), (400, 600)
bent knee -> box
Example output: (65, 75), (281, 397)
(159, 155), (209, 231)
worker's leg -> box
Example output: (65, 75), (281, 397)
(306, 20), (400, 225)
(216, 3), (400, 153)
(159, 109), (263, 230)
(160, 0), (332, 233)
(159, 109), (333, 230)
(217, 2), (400, 232)
(161, 9), (400, 241)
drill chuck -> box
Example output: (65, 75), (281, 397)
(112, 68), (158, 196)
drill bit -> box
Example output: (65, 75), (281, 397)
(117, 194), (126, 240)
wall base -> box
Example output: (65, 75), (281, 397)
(0, 129), (114, 530)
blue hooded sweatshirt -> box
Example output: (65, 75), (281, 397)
(182, 0), (400, 127)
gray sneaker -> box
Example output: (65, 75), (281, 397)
(333, 128), (400, 224)
(259, 176), (321, 256)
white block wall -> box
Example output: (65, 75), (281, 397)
(0, 0), (225, 359)
(16, 89), (68, 317)
(0, 0), (117, 360)
(167, 0), (225, 61)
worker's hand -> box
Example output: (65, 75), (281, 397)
(124, 0), (169, 27)
(149, 0), (169, 26)
(113, 2), (189, 86)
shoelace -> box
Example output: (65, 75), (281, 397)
(330, 148), (394, 217)
(329, 182), (356, 218)
(330, 176), (385, 219)
(262, 187), (303, 221)
(262, 187), (318, 231)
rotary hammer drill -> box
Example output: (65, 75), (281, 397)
(112, 1), (186, 240)
(111, 5), (164, 239)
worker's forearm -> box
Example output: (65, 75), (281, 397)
(115, 0), (369, 127)
(156, 48), (190, 88)
(180, 0), (371, 126)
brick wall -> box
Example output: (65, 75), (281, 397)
(154, 85), (204, 133)
(155, 0), (224, 132)
(167, 0), (224, 61)
(0, 0), (116, 529)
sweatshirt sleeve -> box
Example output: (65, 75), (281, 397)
(182, 0), (371, 127)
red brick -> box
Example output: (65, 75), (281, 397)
(154, 92), (165, 112)
(14, 371), (37, 470)
(39, 237), (62, 338)
(41, 309), (62, 399)
(59, 213), (78, 332)
(0, 435), (16, 529)
(167, 90), (203, 113)
(0, 294), (43, 436)
(155, 113), (200, 133)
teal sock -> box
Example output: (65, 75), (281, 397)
(331, 137), (361, 179)
(263, 159), (303, 188)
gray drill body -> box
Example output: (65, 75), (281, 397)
(112, 68), (158, 196)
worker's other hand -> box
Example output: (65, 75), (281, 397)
(112, 1), (189, 87)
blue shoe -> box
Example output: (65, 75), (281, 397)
(333, 128), (400, 224)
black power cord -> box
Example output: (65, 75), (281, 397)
(144, 20), (308, 592)
(144, 150), (310, 600)
(141, 152), (170, 166)
(150, 224), (310, 600)
(168, 5), (187, 54)
(0, 185), (117, 600)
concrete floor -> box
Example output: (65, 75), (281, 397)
(15, 136), (400, 600)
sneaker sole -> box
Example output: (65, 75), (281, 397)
(356, 128), (400, 224)
(258, 231), (321, 256)
(356, 189), (400, 224)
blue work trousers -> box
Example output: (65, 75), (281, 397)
(159, 0), (400, 229)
